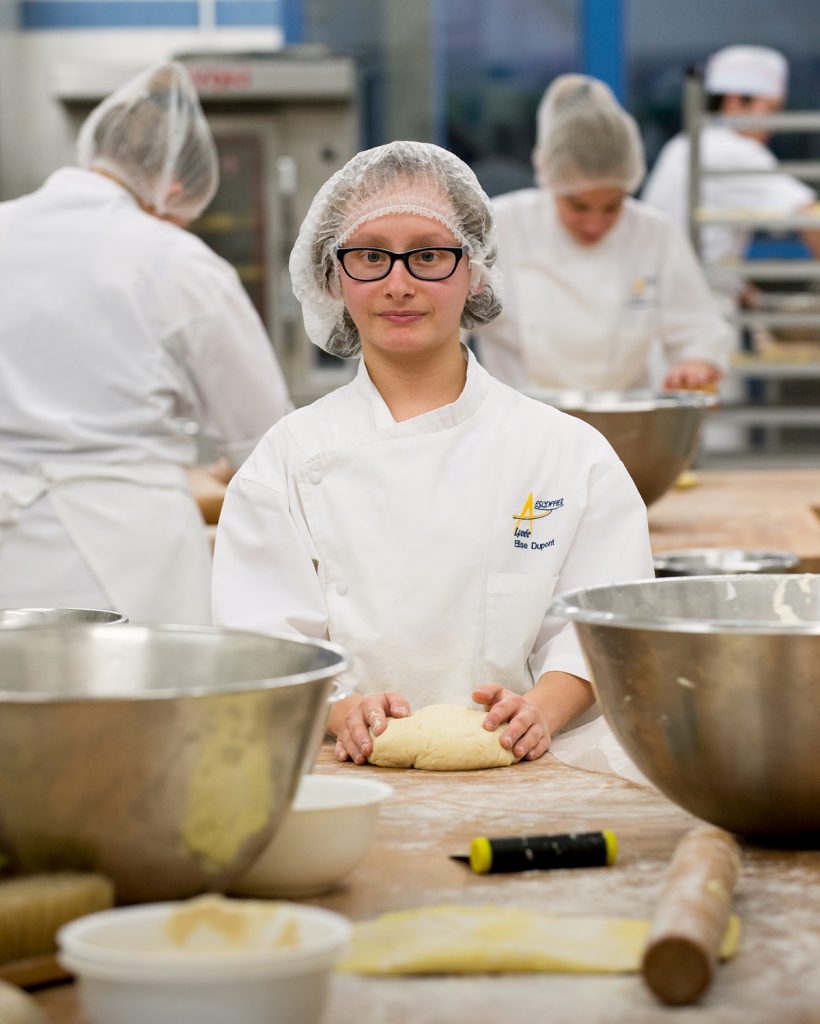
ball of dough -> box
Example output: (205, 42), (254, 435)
(0, 981), (46, 1024)
(367, 704), (520, 771)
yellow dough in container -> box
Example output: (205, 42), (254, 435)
(338, 904), (740, 975)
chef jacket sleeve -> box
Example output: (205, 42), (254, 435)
(656, 221), (735, 372)
(165, 258), (293, 468)
(527, 456), (654, 683)
(211, 449), (328, 640)
(713, 144), (816, 213)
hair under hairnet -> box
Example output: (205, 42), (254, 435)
(532, 74), (645, 195)
(289, 141), (503, 357)
(76, 60), (219, 223)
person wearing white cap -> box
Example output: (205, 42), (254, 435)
(642, 45), (820, 294)
(475, 74), (732, 391)
(212, 140), (654, 769)
(0, 60), (291, 623)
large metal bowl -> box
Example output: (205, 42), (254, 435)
(0, 608), (127, 626)
(551, 574), (820, 842)
(526, 390), (716, 506)
(654, 548), (800, 578)
(0, 624), (348, 902)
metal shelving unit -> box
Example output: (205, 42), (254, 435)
(684, 73), (820, 456)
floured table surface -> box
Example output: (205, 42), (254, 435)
(649, 468), (820, 571)
(34, 746), (820, 1023)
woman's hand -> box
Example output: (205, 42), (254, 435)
(329, 691), (411, 765)
(663, 360), (721, 391)
(472, 683), (551, 761)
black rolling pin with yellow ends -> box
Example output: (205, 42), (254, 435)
(451, 830), (617, 874)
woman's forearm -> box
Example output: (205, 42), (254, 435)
(524, 670), (595, 736)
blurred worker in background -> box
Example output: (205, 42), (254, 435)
(475, 74), (732, 392)
(642, 45), (820, 300)
(0, 60), (291, 624)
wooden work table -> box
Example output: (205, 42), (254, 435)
(31, 466), (820, 1022)
(648, 468), (820, 571)
(32, 747), (820, 1023)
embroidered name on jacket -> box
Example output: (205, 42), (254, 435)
(512, 491), (563, 551)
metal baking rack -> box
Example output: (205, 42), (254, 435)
(683, 73), (820, 454)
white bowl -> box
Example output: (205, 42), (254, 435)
(231, 774), (393, 898)
(57, 896), (351, 1024)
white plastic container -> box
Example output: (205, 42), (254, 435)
(57, 898), (351, 1024)
(231, 774), (393, 898)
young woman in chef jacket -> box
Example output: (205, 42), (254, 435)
(212, 142), (655, 764)
(474, 75), (733, 392)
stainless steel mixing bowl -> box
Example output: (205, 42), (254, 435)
(0, 608), (127, 626)
(0, 624), (348, 902)
(551, 574), (820, 842)
(654, 548), (800, 578)
(526, 389), (717, 506)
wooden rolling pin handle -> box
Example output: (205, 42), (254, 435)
(641, 825), (740, 1006)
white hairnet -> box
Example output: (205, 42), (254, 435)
(77, 60), (219, 223)
(532, 74), (645, 195)
(288, 141), (503, 357)
(704, 45), (788, 100)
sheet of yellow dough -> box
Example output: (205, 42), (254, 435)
(338, 904), (740, 974)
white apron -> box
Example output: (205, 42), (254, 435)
(0, 461), (211, 623)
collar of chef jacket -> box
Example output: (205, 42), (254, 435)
(354, 345), (487, 432)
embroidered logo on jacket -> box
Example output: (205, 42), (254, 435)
(626, 275), (659, 309)
(512, 491), (562, 551)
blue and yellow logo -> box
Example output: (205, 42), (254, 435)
(513, 492), (563, 551)
(512, 491), (564, 532)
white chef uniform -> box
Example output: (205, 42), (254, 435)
(642, 126), (816, 290)
(0, 168), (291, 622)
(474, 189), (733, 391)
(213, 349), (654, 718)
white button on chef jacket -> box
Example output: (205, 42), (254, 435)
(474, 189), (734, 391)
(212, 350), (655, 712)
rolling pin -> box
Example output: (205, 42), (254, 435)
(641, 825), (740, 1006)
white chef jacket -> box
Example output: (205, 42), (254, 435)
(212, 350), (654, 717)
(474, 191), (733, 391)
(642, 126), (816, 287)
(0, 167), (291, 622)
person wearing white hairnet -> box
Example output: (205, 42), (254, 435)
(0, 60), (291, 623)
(212, 141), (653, 768)
(475, 74), (732, 392)
(643, 46), (820, 297)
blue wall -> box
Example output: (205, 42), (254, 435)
(20, 0), (282, 30)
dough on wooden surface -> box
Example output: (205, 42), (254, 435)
(367, 704), (519, 771)
(338, 904), (741, 975)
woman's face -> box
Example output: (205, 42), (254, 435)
(554, 186), (626, 246)
(337, 212), (471, 360)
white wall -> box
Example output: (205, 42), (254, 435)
(0, 25), (283, 200)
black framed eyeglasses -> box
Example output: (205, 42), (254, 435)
(335, 245), (467, 282)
